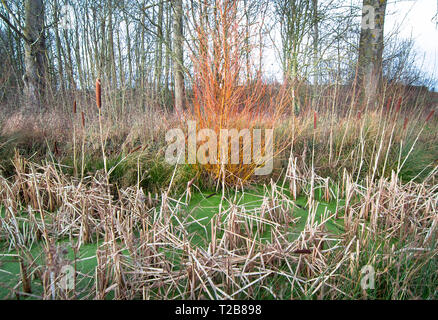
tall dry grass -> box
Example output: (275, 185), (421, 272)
(0, 89), (436, 299)
(0, 150), (436, 299)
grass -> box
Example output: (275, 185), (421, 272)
(0, 186), (345, 300)
(0, 241), (99, 300)
(0, 97), (437, 300)
(1, 157), (435, 300)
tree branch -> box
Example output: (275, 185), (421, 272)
(0, 11), (30, 43)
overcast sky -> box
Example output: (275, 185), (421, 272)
(262, 0), (438, 89)
(385, 0), (438, 89)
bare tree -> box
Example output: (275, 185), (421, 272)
(173, 0), (185, 113)
(358, 0), (387, 108)
(312, 0), (319, 86)
(275, 0), (313, 80)
(23, 0), (47, 112)
(1, 0), (47, 112)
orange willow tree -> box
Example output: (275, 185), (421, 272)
(188, 0), (290, 186)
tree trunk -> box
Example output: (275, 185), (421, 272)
(358, 0), (387, 109)
(172, 0), (185, 113)
(63, 28), (76, 90)
(312, 0), (319, 87)
(154, 0), (164, 95)
(107, 4), (117, 87)
(53, 0), (65, 92)
(23, 0), (47, 113)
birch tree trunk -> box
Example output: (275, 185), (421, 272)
(172, 0), (185, 113)
(358, 0), (387, 109)
(53, 0), (65, 92)
(312, 0), (319, 87)
(154, 0), (164, 95)
(23, 0), (47, 113)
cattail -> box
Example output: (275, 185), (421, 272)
(129, 145), (142, 154)
(395, 97), (402, 114)
(325, 178), (330, 202)
(358, 111), (362, 121)
(96, 78), (102, 109)
(403, 117), (409, 130)
(426, 110), (435, 123)
(314, 111), (318, 130)
(81, 111), (85, 128)
(54, 141), (59, 156)
(386, 97), (392, 114)
(73, 100), (77, 114)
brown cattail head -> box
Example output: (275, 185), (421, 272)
(386, 97), (392, 114)
(395, 97), (402, 114)
(81, 111), (85, 128)
(314, 111), (318, 130)
(73, 100), (77, 114)
(358, 111), (362, 121)
(426, 110), (435, 123)
(129, 145), (142, 154)
(403, 117), (409, 130)
(96, 78), (102, 109)
(54, 141), (59, 156)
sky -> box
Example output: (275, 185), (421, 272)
(385, 0), (438, 89)
(261, 0), (438, 89)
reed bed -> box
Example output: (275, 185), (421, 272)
(0, 148), (436, 300)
